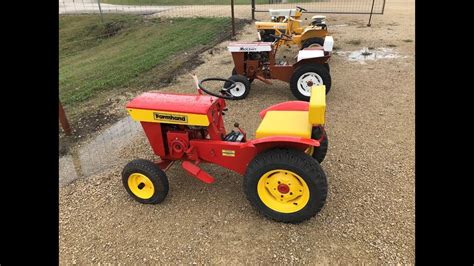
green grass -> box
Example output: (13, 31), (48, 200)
(59, 14), (231, 106)
(102, 0), (313, 5)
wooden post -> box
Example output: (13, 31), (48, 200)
(231, 0), (236, 37)
(59, 101), (72, 136)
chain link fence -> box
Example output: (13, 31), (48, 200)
(251, 0), (385, 25)
(59, 0), (385, 184)
(60, 0), (244, 17)
(60, 0), (385, 19)
(254, 0), (385, 14)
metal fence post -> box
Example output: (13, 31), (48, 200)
(231, 0), (235, 37)
(98, 0), (104, 23)
(251, 0), (255, 20)
(367, 0), (376, 26)
(59, 101), (72, 136)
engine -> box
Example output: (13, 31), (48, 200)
(244, 51), (270, 62)
(258, 29), (276, 42)
(161, 124), (208, 160)
(310, 15), (327, 29)
(270, 16), (287, 22)
(243, 50), (271, 77)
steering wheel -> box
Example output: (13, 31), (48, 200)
(198, 78), (238, 100)
(296, 6), (307, 12)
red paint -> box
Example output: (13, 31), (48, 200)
(188, 140), (257, 175)
(250, 136), (319, 155)
(181, 161), (215, 183)
(259, 101), (309, 118)
(132, 92), (228, 160)
(128, 92), (322, 184)
(140, 122), (165, 157)
(127, 92), (218, 115)
(205, 101), (227, 140)
(167, 131), (189, 159)
(278, 184), (290, 194)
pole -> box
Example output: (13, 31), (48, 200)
(251, 0), (255, 20)
(59, 101), (72, 136)
(367, 0), (376, 26)
(97, 0), (104, 23)
(231, 0), (236, 37)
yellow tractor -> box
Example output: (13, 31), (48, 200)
(255, 6), (329, 49)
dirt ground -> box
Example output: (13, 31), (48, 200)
(59, 0), (415, 263)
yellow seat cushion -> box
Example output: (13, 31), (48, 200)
(308, 85), (326, 125)
(256, 111), (312, 139)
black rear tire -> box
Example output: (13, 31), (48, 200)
(122, 159), (169, 204)
(290, 64), (331, 101)
(224, 74), (251, 100)
(310, 126), (328, 163)
(244, 148), (328, 223)
(302, 37), (325, 49)
(324, 63), (330, 72)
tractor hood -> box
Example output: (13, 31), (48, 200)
(228, 42), (273, 52)
(268, 8), (296, 17)
(255, 22), (287, 30)
(126, 92), (217, 115)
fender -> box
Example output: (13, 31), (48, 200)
(296, 47), (327, 62)
(248, 135), (319, 154)
(259, 101), (309, 119)
(300, 28), (328, 42)
(294, 56), (330, 68)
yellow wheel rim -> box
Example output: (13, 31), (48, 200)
(257, 169), (310, 213)
(305, 146), (314, 156)
(128, 173), (155, 199)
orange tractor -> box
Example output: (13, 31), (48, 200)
(121, 76), (329, 223)
(224, 34), (334, 101)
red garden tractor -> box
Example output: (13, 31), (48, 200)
(224, 34), (333, 101)
(121, 76), (329, 223)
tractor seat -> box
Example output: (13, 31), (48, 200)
(256, 86), (326, 139)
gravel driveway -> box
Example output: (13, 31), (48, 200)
(60, 0), (415, 263)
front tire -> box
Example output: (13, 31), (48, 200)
(224, 74), (251, 100)
(122, 159), (169, 204)
(232, 68), (254, 84)
(290, 64), (331, 101)
(244, 148), (328, 223)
